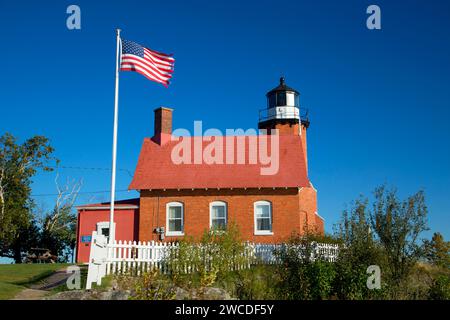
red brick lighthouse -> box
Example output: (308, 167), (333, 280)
(131, 77), (323, 242)
(76, 78), (323, 263)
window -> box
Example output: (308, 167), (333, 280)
(101, 228), (110, 237)
(254, 201), (273, 235)
(96, 221), (114, 238)
(210, 201), (227, 231)
(267, 93), (276, 108)
(166, 202), (184, 236)
(276, 92), (286, 106)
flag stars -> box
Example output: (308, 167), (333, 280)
(122, 39), (144, 57)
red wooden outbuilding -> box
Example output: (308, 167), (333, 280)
(75, 198), (139, 263)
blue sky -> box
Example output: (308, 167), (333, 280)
(0, 0), (449, 241)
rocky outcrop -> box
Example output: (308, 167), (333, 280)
(173, 286), (233, 300)
(45, 288), (131, 300)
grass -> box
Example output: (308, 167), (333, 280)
(0, 263), (71, 300)
(0, 282), (24, 300)
(92, 274), (113, 290)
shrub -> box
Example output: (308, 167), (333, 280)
(273, 234), (337, 300)
(229, 265), (278, 300)
(165, 223), (250, 288)
(428, 274), (450, 300)
(117, 269), (176, 300)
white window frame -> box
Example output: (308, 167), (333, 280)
(166, 202), (184, 236)
(209, 201), (228, 231)
(254, 201), (273, 235)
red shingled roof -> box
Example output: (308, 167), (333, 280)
(129, 135), (309, 190)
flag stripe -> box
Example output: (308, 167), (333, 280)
(143, 51), (174, 70)
(121, 60), (171, 83)
(121, 66), (166, 84)
(121, 55), (173, 79)
(144, 48), (175, 64)
(145, 47), (175, 60)
(143, 49), (174, 67)
(121, 66), (169, 86)
(120, 38), (175, 86)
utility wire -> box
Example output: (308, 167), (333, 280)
(31, 165), (134, 196)
(31, 189), (132, 197)
(46, 165), (133, 177)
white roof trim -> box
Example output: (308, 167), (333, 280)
(77, 205), (139, 210)
(144, 187), (301, 191)
(315, 211), (325, 221)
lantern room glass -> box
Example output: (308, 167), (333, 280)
(267, 91), (299, 108)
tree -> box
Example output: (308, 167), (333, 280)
(0, 133), (56, 262)
(423, 232), (450, 269)
(38, 173), (81, 262)
(370, 186), (428, 296)
(333, 197), (385, 299)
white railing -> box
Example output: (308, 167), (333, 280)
(259, 106), (300, 122)
(86, 231), (340, 289)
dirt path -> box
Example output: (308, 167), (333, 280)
(12, 268), (72, 300)
(30, 270), (72, 290)
(12, 288), (49, 300)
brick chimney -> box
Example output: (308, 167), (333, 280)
(152, 107), (173, 145)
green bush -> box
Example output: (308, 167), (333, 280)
(273, 235), (337, 300)
(117, 269), (176, 300)
(332, 239), (386, 299)
(226, 265), (278, 300)
(163, 225), (282, 299)
(428, 274), (450, 300)
(165, 224), (250, 288)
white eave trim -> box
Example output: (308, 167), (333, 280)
(309, 181), (317, 192)
(315, 211), (325, 221)
(145, 187), (299, 191)
(77, 205), (139, 210)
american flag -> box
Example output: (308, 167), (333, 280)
(120, 39), (175, 87)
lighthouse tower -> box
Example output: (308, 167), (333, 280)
(259, 77), (310, 170)
(258, 77), (309, 134)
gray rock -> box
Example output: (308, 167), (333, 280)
(202, 287), (232, 300)
(45, 290), (89, 300)
(45, 288), (130, 300)
(175, 287), (189, 300)
(45, 286), (231, 300)
(101, 290), (130, 300)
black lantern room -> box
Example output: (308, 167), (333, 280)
(259, 77), (308, 130)
(266, 76), (300, 109)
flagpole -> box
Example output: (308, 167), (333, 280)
(109, 28), (121, 244)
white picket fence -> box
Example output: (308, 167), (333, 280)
(86, 231), (339, 289)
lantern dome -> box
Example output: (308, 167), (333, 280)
(266, 77), (300, 109)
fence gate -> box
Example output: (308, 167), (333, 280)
(86, 231), (108, 290)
